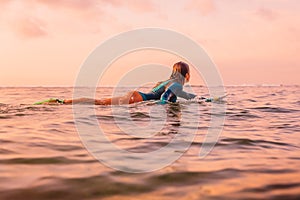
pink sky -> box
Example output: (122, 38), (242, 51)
(0, 0), (299, 86)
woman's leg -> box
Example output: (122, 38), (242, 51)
(63, 91), (144, 105)
(120, 91), (144, 104)
(63, 98), (95, 104)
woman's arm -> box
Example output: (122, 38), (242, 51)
(177, 90), (197, 100)
(160, 82), (196, 103)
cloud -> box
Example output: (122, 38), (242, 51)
(0, 0), (158, 39)
(33, 0), (155, 12)
(30, 0), (156, 15)
(0, 0), (105, 38)
(185, 0), (216, 16)
(103, 0), (156, 13)
(255, 7), (279, 21)
(0, 0), (10, 6)
(31, 0), (99, 12)
(30, 0), (104, 20)
(0, 1), (48, 38)
(12, 15), (47, 38)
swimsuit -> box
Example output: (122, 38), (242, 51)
(138, 80), (196, 103)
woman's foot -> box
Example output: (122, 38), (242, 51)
(34, 98), (64, 105)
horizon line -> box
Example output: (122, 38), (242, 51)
(0, 84), (298, 88)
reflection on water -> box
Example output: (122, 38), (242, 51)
(0, 86), (300, 199)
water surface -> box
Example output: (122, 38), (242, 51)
(0, 86), (299, 199)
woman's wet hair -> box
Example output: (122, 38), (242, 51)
(170, 61), (190, 84)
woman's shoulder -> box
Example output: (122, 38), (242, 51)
(166, 81), (183, 91)
(152, 79), (172, 92)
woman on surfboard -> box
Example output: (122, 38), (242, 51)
(36, 61), (197, 105)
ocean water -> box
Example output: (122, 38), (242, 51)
(0, 86), (300, 200)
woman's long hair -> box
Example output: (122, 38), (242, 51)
(152, 61), (190, 90)
(169, 61), (190, 85)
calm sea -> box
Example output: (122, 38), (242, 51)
(0, 86), (299, 200)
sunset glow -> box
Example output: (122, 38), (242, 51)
(0, 0), (299, 86)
